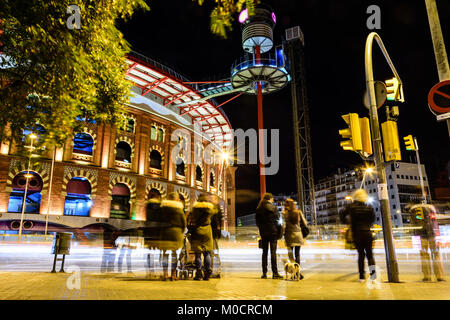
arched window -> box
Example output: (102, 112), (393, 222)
(196, 165), (203, 182)
(110, 183), (130, 219)
(126, 118), (135, 133)
(115, 141), (132, 163)
(210, 172), (215, 187)
(151, 126), (157, 140)
(8, 171), (43, 213)
(158, 128), (164, 142)
(64, 177), (92, 216)
(176, 159), (185, 177)
(149, 150), (162, 170)
(73, 133), (94, 155)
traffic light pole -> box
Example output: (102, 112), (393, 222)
(365, 32), (400, 283)
(424, 0), (450, 136)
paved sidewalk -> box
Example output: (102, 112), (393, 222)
(0, 271), (448, 300)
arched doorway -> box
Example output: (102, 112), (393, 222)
(64, 177), (92, 216)
(148, 188), (161, 201)
(110, 183), (131, 219)
(149, 150), (162, 169)
(73, 133), (94, 155)
(7, 171), (43, 213)
(115, 141), (132, 163)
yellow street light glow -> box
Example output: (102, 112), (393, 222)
(345, 195), (352, 201)
(29, 133), (38, 140)
(365, 167), (374, 174)
(221, 151), (230, 162)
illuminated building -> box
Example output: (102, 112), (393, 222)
(0, 52), (236, 233)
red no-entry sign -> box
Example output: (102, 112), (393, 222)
(428, 80), (450, 118)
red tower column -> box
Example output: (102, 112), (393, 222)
(255, 45), (266, 198)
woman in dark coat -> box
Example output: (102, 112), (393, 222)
(255, 193), (283, 279)
(159, 192), (186, 281)
(340, 189), (376, 282)
(188, 194), (216, 280)
(282, 198), (306, 279)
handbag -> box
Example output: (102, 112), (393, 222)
(258, 237), (263, 249)
(344, 227), (355, 250)
(299, 214), (310, 238)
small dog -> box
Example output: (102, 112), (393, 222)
(283, 259), (301, 281)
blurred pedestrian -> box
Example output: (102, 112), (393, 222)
(408, 201), (445, 282)
(116, 229), (133, 275)
(159, 192), (186, 281)
(282, 198), (306, 280)
(101, 228), (119, 273)
(256, 193), (283, 280)
(188, 194), (216, 280)
(340, 189), (376, 282)
(210, 195), (223, 278)
(143, 195), (162, 278)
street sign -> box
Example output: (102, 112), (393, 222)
(428, 80), (450, 120)
(363, 81), (387, 109)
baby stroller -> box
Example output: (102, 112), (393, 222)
(177, 233), (197, 280)
(210, 238), (222, 278)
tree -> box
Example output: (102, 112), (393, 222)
(0, 0), (149, 150)
(194, 0), (259, 39)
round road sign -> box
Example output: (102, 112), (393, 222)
(428, 80), (450, 115)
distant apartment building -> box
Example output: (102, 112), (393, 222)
(314, 161), (431, 228)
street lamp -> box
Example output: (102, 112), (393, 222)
(360, 166), (375, 189)
(18, 133), (37, 242)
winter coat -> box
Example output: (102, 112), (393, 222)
(188, 201), (216, 252)
(340, 201), (375, 242)
(283, 209), (307, 247)
(255, 200), (282, 240)
(159, 200), (186, 251)
(142, 199), (163, 248)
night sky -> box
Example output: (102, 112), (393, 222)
(119, 0), (450, 217)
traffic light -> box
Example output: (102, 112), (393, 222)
(403, 135), (417, 151)
(385, 77), (401, 101)
(359, 117), (373, 156)
(381, 120), (401, 162)
(339, 113), (362, 152)
(415, 207), (424, 220)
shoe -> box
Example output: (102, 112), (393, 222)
(359, 279), (366, 283)
(300, 273), (304, 280)
(194, 270), (203, 280)
(369, 272), (377, 280)
(437, 278), (446, 282)
(170, 270), (178, 281)
(261, 274), (267, 279)
(422, 278), (432, 282)
(272, 274), (283, 280)
(203, 270), (211, 281)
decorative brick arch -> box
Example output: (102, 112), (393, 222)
(145, 179), (167, 200)
(108, 173), (137, 201)
(149, 144), (165, 167)
(61, 166), (98, 198)
(174, 185), (191, 211)
(114, 136), (135, 159)
(6, 159), (50, 195)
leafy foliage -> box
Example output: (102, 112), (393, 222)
(0, 0), (149, 150)
(194, 0), (259, 39)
